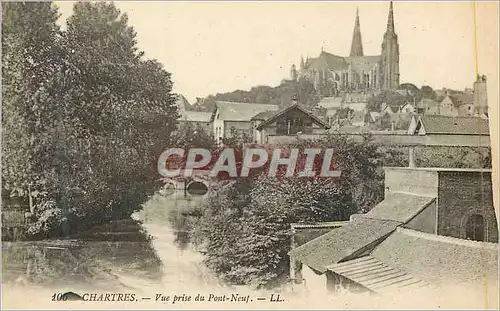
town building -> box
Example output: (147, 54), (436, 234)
(177, 111), (212, 133)
(288, 165), (498, 296)
(252, 103), (330, 144)
(407, 115), (490, 147)
(291, 2), (400, 96)
(210, 101), (279, 142)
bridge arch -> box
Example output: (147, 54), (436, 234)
(186, 180), (209, 196)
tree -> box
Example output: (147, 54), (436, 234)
(3, 2), (179, 239)
(50, 1), (179, 233)
(2, 2), (64, 234)
(421, 85), (436, 99)
(192, 134), (385, 288)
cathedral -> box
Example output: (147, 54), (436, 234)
(289, 2), (400, 96)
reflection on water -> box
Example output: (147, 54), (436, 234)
(2, 190), (215, 292)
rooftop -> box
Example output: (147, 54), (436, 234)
(418, 115), (490, 135)
(256, 104), (330, 130)
(213, 101), (279, 122)
(179, 111), (212, 122)
(288, 217), (400, 273)
(361, 193), (435, 223)
(327, 255), (431, 295)
(372, 227), (498, 286)
(384, 166), (492, 173)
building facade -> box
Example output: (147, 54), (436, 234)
(290, 2), (400, 95)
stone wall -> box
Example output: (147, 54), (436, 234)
(384, 167), (439, 197)
(437, 171), (498, 242)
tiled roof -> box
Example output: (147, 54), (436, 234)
(371, 227), (498, 287)
(179, 111), (211, 122)
(291, 221), (348, 229)
(361, 193), (435, 223)
(251, 110), (277, 121)
(213, 101), (279, 122)
(288, 217), (400, 273)
(318, 97), (343, 109)
(449, 93), (474, 106)
(416, 98), (439, 109)
(256, 104), (330, 130)
(344, 55), (380, 73)
(309, 51), (348, 71)
(420, 115), (490, 135)
(327, 256), (430, 295)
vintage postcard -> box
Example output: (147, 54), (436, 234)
(1, 1), (499, 309)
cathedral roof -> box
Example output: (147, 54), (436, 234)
(345, 55), (380, 73)
(308, 51), (348, 71)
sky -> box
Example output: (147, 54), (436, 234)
(55, 1), (498, 104)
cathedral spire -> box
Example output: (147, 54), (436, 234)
(349, 7), (364, 57)
(386, 1), (395, 34)
(380, 0), (399, 90)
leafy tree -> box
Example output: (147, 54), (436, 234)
(421, 85), (436, 99)
(192, 134), (385, 288)
(2, 2), (63, 228)
(3, 2), (179, 239)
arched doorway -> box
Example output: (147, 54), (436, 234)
(186, 181), (208, 196)
(465, 214), (485, 241)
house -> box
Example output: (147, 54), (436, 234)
(407, 115), (490, 147)
(177, 111), (212, 133)
(252, 104), (330, 144)
(318, 97), (343, 116)
(343, 92), (369, 112)
(289, 166), (498, 297)
(439, 93), (474, 117)
(408, 115), (490, 136)
(398, 102), (415, 114)
(416, 98), (440, 115)
(380, 102), (396, 115)
(330, 107), (370, 131)
(211, 101), (279, 142)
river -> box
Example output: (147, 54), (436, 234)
(1, 191), (237, 307)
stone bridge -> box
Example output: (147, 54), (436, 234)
(159, 169), (222, 198)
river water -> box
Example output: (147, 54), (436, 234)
(1, 191), (235, 307)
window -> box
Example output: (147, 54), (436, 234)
(465, 214), (485, 241)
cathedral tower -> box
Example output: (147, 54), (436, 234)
(350, 7), (364, 57)
(380, 1), (399, 89)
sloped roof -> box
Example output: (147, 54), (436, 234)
(288, 217), (400, 273)
(417, 98), (439, 109)
(361, 193), (435, 223)
(318, 97), (343, 109)
(309, 51), (348, 71)
(256, 104), (330, 130)
(251, 110), (277, 121)
(327, 256), (430, 295)
(344, 55), (380, 73)
(372, 227), (498, 287)
(419, 115), (490, 135)
(213, 101), (279, 122)
(180, 111), (212, 122)
(449, 93), (474, 106)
